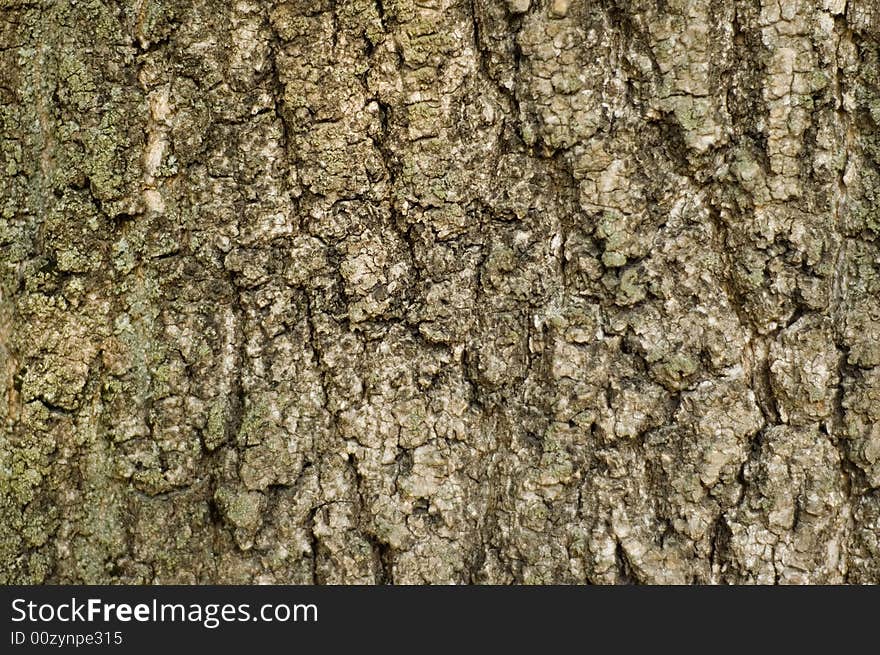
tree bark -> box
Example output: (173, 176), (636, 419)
(2, 0), (880, 584)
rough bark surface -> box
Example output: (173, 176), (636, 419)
(2, 0), (880, 584)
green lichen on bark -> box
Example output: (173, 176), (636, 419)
(1, 0), (880, 584)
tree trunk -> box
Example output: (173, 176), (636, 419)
(2, 0), (879, 584)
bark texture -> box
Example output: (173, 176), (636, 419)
(2, 0), (880, 584)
